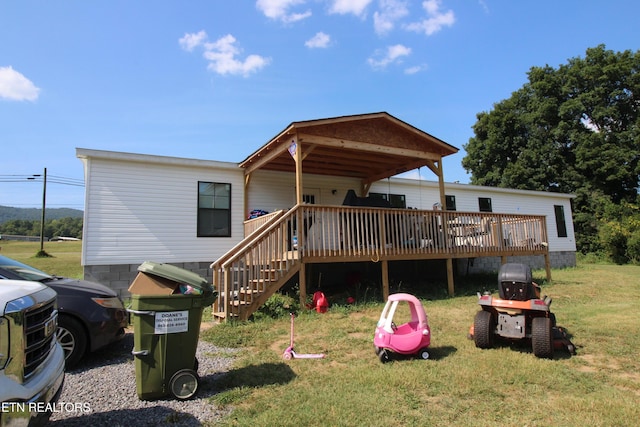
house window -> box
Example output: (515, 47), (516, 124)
(302, 194), (316, 204)
(554, 205), (568, 238)
(369, 193), (406, 208)
(198, 182), (231, 237)
(479, 197), (493, 212)
(388, 194), (406, 208)
(445, 195), (456, 211)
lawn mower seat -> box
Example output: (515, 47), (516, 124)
(498, 263), (537, 301)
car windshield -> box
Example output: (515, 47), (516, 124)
(0, 256), (54, 282)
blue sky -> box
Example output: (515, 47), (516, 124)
(1, 0), (638, 210)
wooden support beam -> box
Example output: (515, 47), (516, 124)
(382, 260), (389, 301)
(243, 172), (252, 226)
(298, 132), (442, 161)
(446, 258), (454, 296)
(544, 252), (552, 282)
(299, 262), (307, 309)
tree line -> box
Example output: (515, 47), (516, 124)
(0, 217), (83, 240)
(462, 45), (640, 263)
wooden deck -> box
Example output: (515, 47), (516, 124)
(212, 204), (549, 321)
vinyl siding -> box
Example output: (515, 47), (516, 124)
(79, 150), (576, 266)
(248, 171), (576, 253)
(81, 154), (244, 265)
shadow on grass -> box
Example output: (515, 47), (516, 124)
(213, 362), (296, 391)
(478, 326), (577, 360)
(426, 345), (458, 360)
(381, 345), (457, 363)
(48, 406), (203, 427)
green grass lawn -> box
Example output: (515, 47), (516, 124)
(0, 240), (83, 278)
(203, 264), (640, 427)
(2, 242), (638, 426)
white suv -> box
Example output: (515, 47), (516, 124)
(1, 279), (65, 426)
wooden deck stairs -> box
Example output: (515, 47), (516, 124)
(211, 209), (301, 321)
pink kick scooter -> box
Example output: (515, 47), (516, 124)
(283, 313), (325, 360)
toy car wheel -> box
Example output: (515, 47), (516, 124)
(473, 310), (495, 349)
(374, 345), (382, 356)
(169, 369), (199, 400)
(378, 349), (390, 363)
(283, 351), (293, 360)
(418, 348), (430, 360)
(532, 317), (554, 359)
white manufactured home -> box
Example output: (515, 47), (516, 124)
(77, 113), (576, 321)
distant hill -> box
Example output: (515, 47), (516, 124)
(0, 205), (83, 224)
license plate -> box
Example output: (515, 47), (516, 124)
(44, 318), (56, 337)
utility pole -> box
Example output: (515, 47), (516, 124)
(39, 167), (47, 254)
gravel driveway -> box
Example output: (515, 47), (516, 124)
(48, 330), (238, 427)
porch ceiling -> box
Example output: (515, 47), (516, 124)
(239, 112), (459, 184)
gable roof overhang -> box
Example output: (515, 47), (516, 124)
(239, 112), (459, 185)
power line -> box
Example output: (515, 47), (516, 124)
(0, 174), (84, 187)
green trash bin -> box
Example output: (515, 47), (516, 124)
(128, 261), (217, 400)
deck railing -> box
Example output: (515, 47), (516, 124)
(212, 208), (299, 320)
(244, 210), (285, 236)
(296, 205), (548, 261)
(213, 204), (548, 320)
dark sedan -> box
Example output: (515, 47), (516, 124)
(0, 255), (127, 368)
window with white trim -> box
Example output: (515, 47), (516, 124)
(197, 182), (231, 237)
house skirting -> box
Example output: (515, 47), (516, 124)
(83, 262), (214, 298)
(84, 251), (575, 298)
(457, 251), (576, 276)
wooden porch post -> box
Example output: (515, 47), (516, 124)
(434, 158), (456, 297)
(299, 262), (307, 309)
(446, 259), (455, 296)
(381, 259), (389, 301)
(243, 173), (251, 236)
(544, 252), (552, 282)
(293, 135), (303, 205)
(291, 134), (308, 308)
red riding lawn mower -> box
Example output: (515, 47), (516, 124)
(469, 263), (576, 359)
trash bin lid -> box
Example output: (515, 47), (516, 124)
(137, 261), (212, 293)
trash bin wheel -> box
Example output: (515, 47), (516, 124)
(169, 369), (199, 400)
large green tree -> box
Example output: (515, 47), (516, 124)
(462, 45), (640, 253)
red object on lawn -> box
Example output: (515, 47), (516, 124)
(312, 291), (328, 313)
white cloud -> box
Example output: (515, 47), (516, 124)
(373, 0), (409, 36)
(329, 0), (373, 17)
(405, 0), (455, 36)
(404, 64), (427, 74)
(305, 32), (331, 48)
(0, 66), (40, 101)
(180, 31), (270, 77)
(367, 44), (411, 69)
(203, 34), (270, 76)
(256, 0), (312, 23)
(179, 30), (208, 52)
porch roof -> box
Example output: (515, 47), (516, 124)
(239, 112), (459, 184)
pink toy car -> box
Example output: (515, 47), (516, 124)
(373, 293), (431, 363)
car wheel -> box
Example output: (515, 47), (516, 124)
(57, 316), (87, 368)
